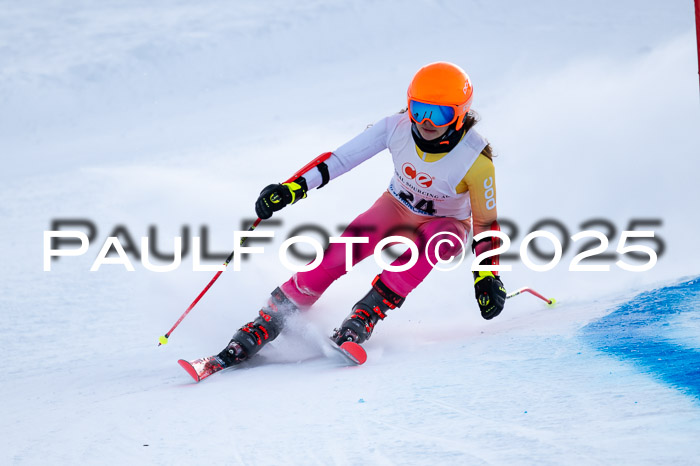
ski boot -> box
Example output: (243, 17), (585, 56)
(331, 276), (405, 346)
(217, 287), (298, 367)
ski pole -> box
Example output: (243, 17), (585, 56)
(506, 287), (556, 307)
(158, 152), (333, 346)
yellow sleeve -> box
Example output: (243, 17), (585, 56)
(456, 153), (497, 236)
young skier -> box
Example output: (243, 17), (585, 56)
(217, 61), (506, 367)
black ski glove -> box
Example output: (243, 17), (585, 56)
(254, 177), (308, 219)
(473, 271), (506, 320)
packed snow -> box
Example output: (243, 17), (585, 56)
(1, 1), (699, 464)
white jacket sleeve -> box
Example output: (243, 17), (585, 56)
(303, 113), (402, 190)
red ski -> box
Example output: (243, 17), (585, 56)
(329, 339), (367, 365)
(178, 356), (226, 383)
(179, 340), (367, 382)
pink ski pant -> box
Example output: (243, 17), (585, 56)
(280, 191), (470, 307)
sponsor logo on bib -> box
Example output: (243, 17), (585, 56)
(402, 163), (433, 188)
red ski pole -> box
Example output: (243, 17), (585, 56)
(506, 287), (556, 307)
(158, 152), (332, 346)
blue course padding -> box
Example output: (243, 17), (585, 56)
(583, 277), (700, 399)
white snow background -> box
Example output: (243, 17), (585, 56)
(1, 1), (699, 464)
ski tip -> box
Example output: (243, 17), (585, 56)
(340, 341), (367, 365)
(178, 359), (201, 383)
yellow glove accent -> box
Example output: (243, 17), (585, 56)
(473, 270), (495, 285)
(283, 181), (306, 204)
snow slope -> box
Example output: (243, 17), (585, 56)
(1, 1), (699, 464)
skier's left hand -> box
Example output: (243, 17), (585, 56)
(255, 177), (308, 219)
(473, 271), (506, 319)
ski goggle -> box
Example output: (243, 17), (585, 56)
(408, 100), (458, 127)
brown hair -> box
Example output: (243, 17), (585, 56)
(462, 110), (494, 160)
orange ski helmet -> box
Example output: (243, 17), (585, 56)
(407, 62), (473, 131)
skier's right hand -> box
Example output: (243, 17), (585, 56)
(254, 177), (308, 219)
